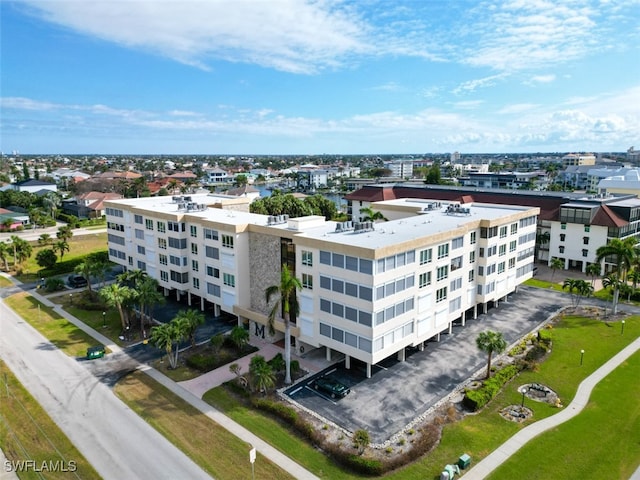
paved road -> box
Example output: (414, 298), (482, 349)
(0, 225), (106, 243)
(0, 299), (211, 480)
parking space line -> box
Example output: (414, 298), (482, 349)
(289, 386), (303, 395)
(305, 385), (337, 405)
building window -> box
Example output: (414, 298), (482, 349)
(437, 243), (449, 259)
(222, 234), (234, 249)
(498, 261), (505, 274)
(470, 231), (477, 244)
(223, 273), (235, 287)
(204, 228), (219, 240)
(560, 234), (566, 242)
(559, 246), (565, 253)
(561, 223), (567, 230)
(419, 272), (431, 288)
(159, 254), (167, 265)
(191, 243), (198, 254)
(583, 237), (589, 245)
(157, 221), (166, 233)
(420, 248), (432, 265)
(469, 251), (475, 263)
(499, 244), (506, 257)
(437, 265), (448, 281)
(128, 256), (133, 266)
(511, 223), (518, 235)
(205, 246), (219, 259)
(584, 225), (590, 232)
(137, 245), (145, 255)
(192, 260), (199, 272)
(582, 249), (589, 257)
(302, 250), (313, 266)
(145, 219), (153, 230)
(134, 214), (143, 224)
(135, 229), (144, 240)
(499, 226), (508, 238)
(160, 271), (168, 282)
(450, 256), (463, 271)
(137, 261), (146, 271)
(302, 273), (313, 289)
(452, 236), (464, 249)
(158, 238), (167, 250)
(509, 257), (516, 269)
(468, 269), (474, 282)
(436, 287), (447, 303)
(510, 240), (517, 252)
(450, 277), (462, 291)
(193, 277), (200, 289)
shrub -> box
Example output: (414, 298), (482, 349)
(290, 359), (300, 374)
(268, 353), (285, 372)
(44, 277), (65, 292)
(463, 364), (519, 411)
(537, 328), (553, 346)
(186, 354), (217, 372)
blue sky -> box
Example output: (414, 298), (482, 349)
(1, 0), (639, 155)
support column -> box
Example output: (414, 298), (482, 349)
(200, 297), (205, 310)
(187, 292), (192, 306)
(163, 287), (169, 296)
(448, 322), (453, 335)
(483, 302), (488, 314)
(495, 298), (499, 308)
(214, 304), (221, 316)
(176, 290), (180, 301)
(397, 348), (406, 362)
(366, 363), (372, 379)
(461, 311), (466, 326)
(345, 355), (351, 370)
(436, 332), (441, 342)
(325, 347), (332, 362)
(418, 342), (425, 351)
(473, 305), (478, 319)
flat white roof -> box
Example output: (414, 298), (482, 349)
(107, 195), (537, 250)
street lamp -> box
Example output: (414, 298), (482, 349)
(69, 293), (72, 306)
(102, 311), (106, 329)
(580, 349), (585, 366)
(519, 386), (527, 407)
(621, 320), (625, 335)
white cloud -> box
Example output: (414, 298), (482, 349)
(452, 74), (508, 95)
(525, 74), (556, 85)
(0, 97), (60, 110)
(497, 103), (538, 114)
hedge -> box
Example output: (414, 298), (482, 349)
(463, 364), (520, 411)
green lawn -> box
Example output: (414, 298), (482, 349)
(523, 278), (568, 292)
(203, 315), (640, 479)
(0, 360), (101, 480)
(0, 275), (14, 287)
(4, 292), (100, 357)
(114, 371), (294, 480)
(488, 351), (640, 480)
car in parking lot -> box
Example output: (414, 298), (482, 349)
(67, 274), (88, 288)
(313, 375), (350, 398)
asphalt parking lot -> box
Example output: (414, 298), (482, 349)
(285, 285), (569, 443)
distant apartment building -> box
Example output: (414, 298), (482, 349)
(562, 153), (596, 168)
(383, 159), (413, 179)
(458, 171), (541, 190)
(203, 168), (230, 184)
(627, 147), (640, 163)
(105, 193), (538, 377)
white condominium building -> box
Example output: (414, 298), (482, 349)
(105, 194), (539, 378)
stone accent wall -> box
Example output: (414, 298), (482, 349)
(249, 231), (281, 315)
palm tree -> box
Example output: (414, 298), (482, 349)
(585, 262), (601, 287)
(150, 322), (184, 369)
(0, 241), (10, 271)
(41, 192), (61, 219)
(595, 237), (637, 314)
(536, 230), (550, 261)
(136, 277), (164, 337)
(359, 207), (387, 222)
(53, 240), (70, 259)
(56, 225), (73, 242)
(100, 283), (134, 330)
(249, 355), (275, 394)
(563, 278), (594, 308)
(75, 258), (100, 297)
(230, 325), (249, 352)
(38, 233), (51, 246)
(265, 265), (302, 385)
(628, 269), (640, 300)
(549, 257), (564, 284)
(476, 330), (507, 379)
(174, 309), (205, 348)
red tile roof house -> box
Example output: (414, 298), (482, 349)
(62, 191), (124, 219)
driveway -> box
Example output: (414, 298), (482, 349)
(286, 286), (569, 443)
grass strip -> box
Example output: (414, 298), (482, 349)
(0, 275), (14, 288)
(4, 292), (99, 357)
(488, 350), (640, 480)
(0, 360), (101, 480)
(114, 371), (295, 480)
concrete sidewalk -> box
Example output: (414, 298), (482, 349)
(462, 335), (640, 480)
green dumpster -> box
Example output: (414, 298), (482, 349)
(87, 346), (105, 360)
(458, 453), (471, 469)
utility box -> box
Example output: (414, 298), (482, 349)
(87, 346), (105, 360)
(458, 453), (471, 470)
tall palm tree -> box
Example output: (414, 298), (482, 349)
(595, 237), (637, 314)
(628, 269), (640, 300)
(476, 330), (507, 379)
(562, 278), (593, 308)
(136, 277), (164, 336)
(265, 264), (302, 385)
(174, 308), (205, 348)
(56, 225), (73, 242)
(38, 233), (51, 246)
(549, 257), (564, 284)
(150, 320), (188, 369)
(249, 355), (275, 395)
(41, 192), (61, 219)
(53, 240), (70, 259)
(0, 241), (10, 271)
(100, 283), (134, 330)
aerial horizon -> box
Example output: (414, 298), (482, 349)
(1, 0), (639, 155)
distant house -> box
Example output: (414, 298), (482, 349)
(168, 171), (199, 183)
(203, 167), (230, 184)
(62, 191), (124, 219)
(0, 207), (30, 230)
(223, 184), (261, 202)
(1, 179), (58, 195)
